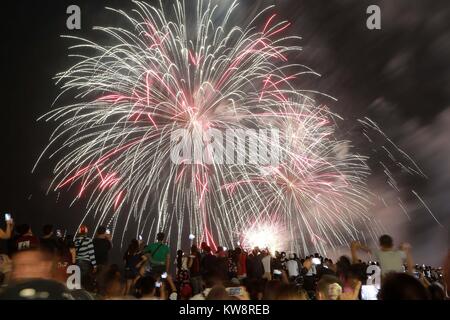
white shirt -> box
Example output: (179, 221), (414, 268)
(174, 256), (189, 270)
(286, 260), (299, 277)
(374, 249), (406, 275)
(261, 255), (272, 273)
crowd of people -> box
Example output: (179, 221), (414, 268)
(0, 219), (448, 300)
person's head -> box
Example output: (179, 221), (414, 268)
(206, 285), (229, 300)
(177, 249), (184, 257)
(289, 253), (295, 260)
(102, 264), (123, 298)
(11, 250), (55, 281)
(78, 225), (88, 235)
(204, 275), (222, 289)
(17, 224), (31, 236)
(379, 234), (394, 249)
(428, 282), (446, 300)
(191, 244), (199, 254)
(316, 275), (343, 300)
(277, 283), (308, 300)
(135, 276), (156, 298)
(336, 255), (352, 279)
(127, 239), (139, 255)
(263, 280), (283, 300)
(204, 246), (212, 254)
(200, 242), (208, 251)
(244, 278), (265, 300)
(97, 226), (107, 235)
(42, 224), (53, 237)
(378, 273), (429, 300)
(156, 232), (165, 242)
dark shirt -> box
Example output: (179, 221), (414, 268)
(40, 237), (59, 254)
(201, 253), (218, 277)
(93, 238), (112, 265)
(16, 235), (39, 251)
(189, 252), (201, 277)
(216, 256), (229, 281)
(247, 254), (264, 279)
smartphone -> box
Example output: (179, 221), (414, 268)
(56, 229), (62, 238)
(227, 287), (242, 296)
(155, 281), (162, 288)
(312, 257), (321, 265)
(138, 235), (143, 241)
(4, 213), (11, 221)
(361, 285), (379, 300)
(273, 269), (282, 275)
(161, 272), (168, 279)
(106, 229), (111, 235)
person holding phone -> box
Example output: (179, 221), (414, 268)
(93, 226), (112, 271)
(351, 235), (414, 276)
(0, 214), (13, 240)
(144, 232), (170, 276)
(15, 224), (40, 252)
(0, 214), (14, 283)
(39, 224), (58, 254)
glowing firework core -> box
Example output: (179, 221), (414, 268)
(241, 221), (288, 253)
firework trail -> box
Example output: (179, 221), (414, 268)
(34, 0), (437, 253)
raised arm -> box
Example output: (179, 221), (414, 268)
(400, 242), (414, 274)
(165, 253), (170, 273)
(0, 220), (13, 240)
(350, 241), (372, 264)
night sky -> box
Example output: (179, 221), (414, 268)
(1, 0), (449, 264)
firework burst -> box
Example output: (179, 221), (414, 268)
(35, 0), (435, 253)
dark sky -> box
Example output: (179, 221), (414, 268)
(1, 0), (449, 264)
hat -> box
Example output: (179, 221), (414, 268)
(79, 225), (88, 234)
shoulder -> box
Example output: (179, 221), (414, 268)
(396, 250), (407, 258)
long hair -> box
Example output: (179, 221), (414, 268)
(176, 249), (183, 270)
(125, 239), (139, 257)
